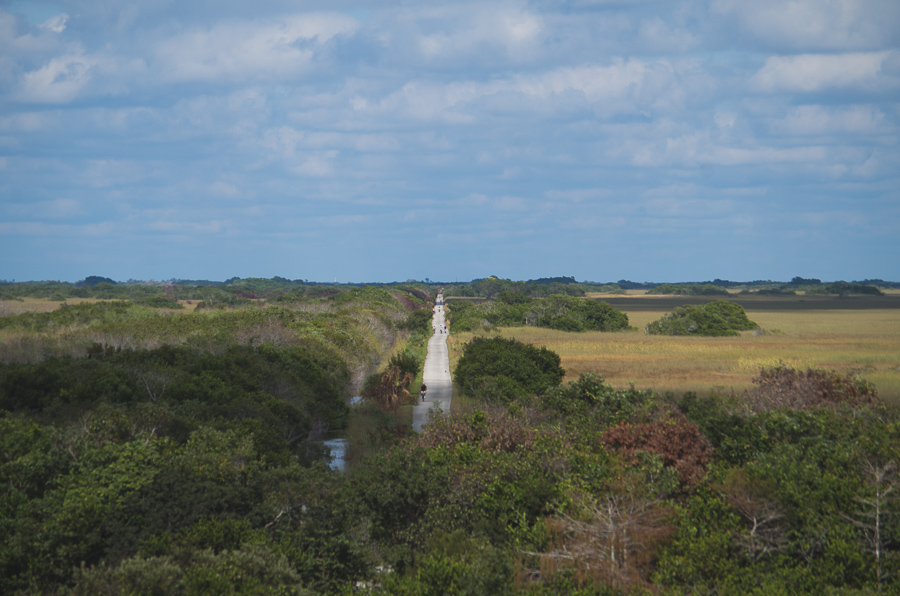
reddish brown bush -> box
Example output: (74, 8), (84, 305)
(741, 366), (877, 413)
(600, 412), (712, 486)
(417, 408), (540, 453)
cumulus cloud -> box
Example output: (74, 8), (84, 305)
(39, 13), (68, 34)
(414, 5), (543, 60)
(153, 13), (360, 83)
(773, 105), (890, 136)
(1, 0), (897, 282)
(374, 57), (688, 124)
(18, 51), (101, 103)
(751, 51), (897, 93)
(711, 0), (900, 51)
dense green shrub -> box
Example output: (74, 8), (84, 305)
(398, 307), (433, 332)
(531, 295), (629, 332)
(0, 344), (350, 440)
(388, 349), (422, 378)
(542, 373), (650, 424)
(446, 295), (629, 333)
(823, 281), (884, 295)
(454, 336), (564, 403)
(646, 300), (757, 336)
(647, 283), (729, 296)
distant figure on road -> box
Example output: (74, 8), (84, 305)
(420, 383), (427, 401)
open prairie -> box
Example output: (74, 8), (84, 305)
(448, 295), (900, 405)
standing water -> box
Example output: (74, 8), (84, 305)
(323, 436), (347, 472)
(321, 396), (361, 472)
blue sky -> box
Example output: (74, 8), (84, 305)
(1, 0), (898, 283)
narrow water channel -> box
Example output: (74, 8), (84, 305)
(323, 436), (347, 472)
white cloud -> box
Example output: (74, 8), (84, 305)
(19, 51), (99, 103)
(153, 14), (359, 83)
(39, 13), (68, 34)
(0, 9), (63, 56)
(408, 5), (544, 62)
(379, 57), (686, 122)
(773, 105), (889, 136)
(714, 111), (736, 128)
(292, 151), (338, 177)
(711, 0), (900, 51)
(751, 51), (896, 93)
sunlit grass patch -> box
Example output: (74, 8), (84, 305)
(448, 308), (900, 402)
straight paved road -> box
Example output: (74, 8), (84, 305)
(412, 291), (451, 432)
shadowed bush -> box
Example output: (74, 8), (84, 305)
(455, 336), (565, 403)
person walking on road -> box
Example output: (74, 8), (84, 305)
(420, 383), (427, 401)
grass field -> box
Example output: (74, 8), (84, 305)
(447, 304), (900, 406)
(6, 295), (899, 405)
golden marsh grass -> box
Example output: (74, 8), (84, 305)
(448, 307), (900, 404)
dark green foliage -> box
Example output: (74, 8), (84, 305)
(824, 281), (884, 295)
(533, 295), (629, 332)
(447, 295), (629, 333)
(134, 295), (184, 308)
(744, 287), (797, 295)
(455, 336), (565, 403)
(790, 276), (822, 285)
(646, 300), (757, 336)
(399, 307), (434, 332)
(381, 531), (514, 595)
(0, 344), (349, 448)
(389, 349), (422, 377)
(542, 373), (650, 424)
(676, 392), (769, 466)
(445, 276), (586, 299)
(78, 276), (117, 287)
(497, 289), (532, 305)
(71, 544), (315, 595)
(647, 283), (729, 296)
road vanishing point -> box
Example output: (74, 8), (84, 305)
(412, 291), (452, 432)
